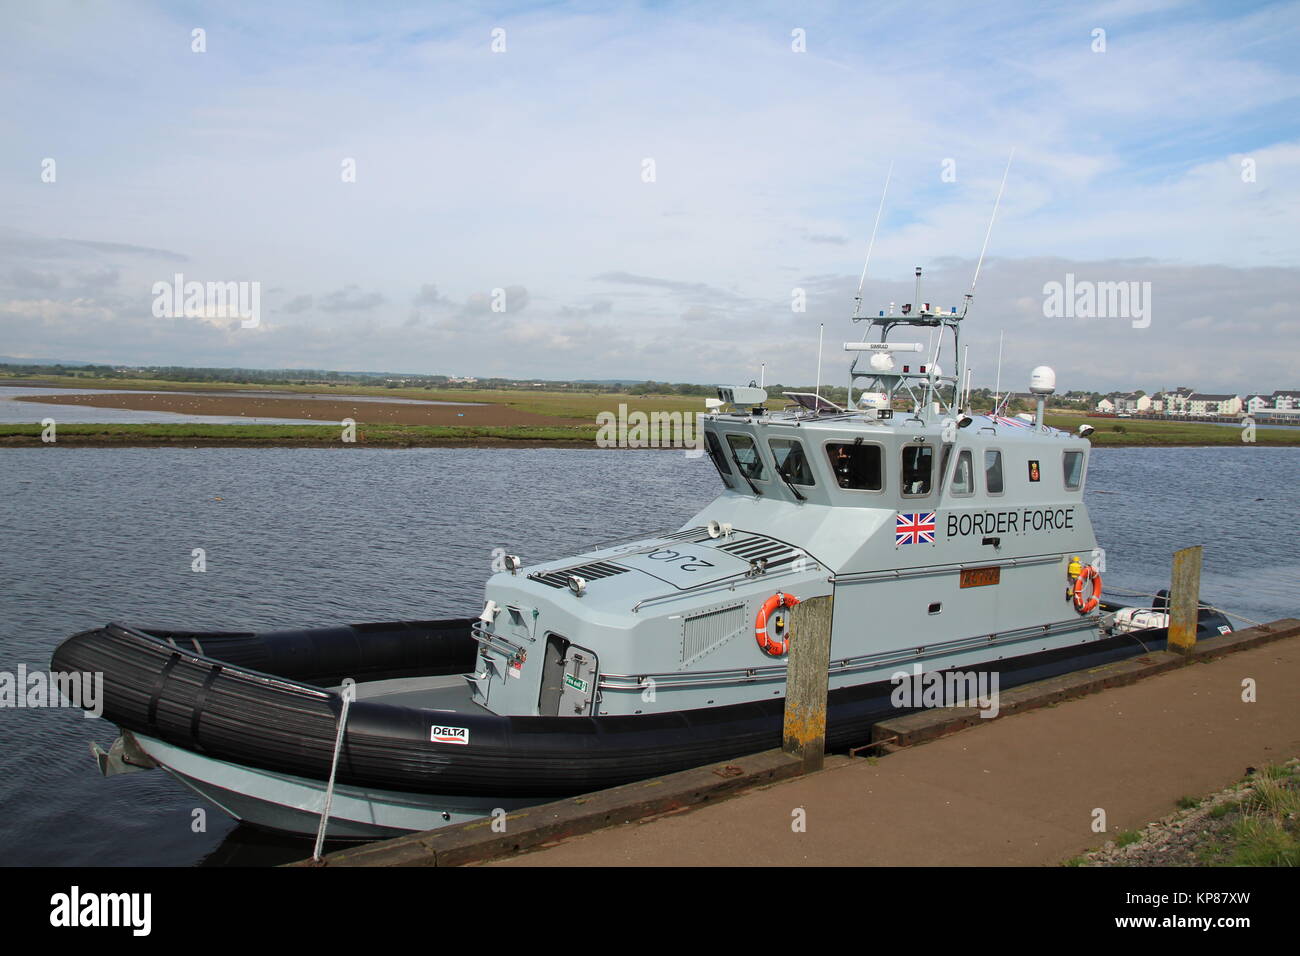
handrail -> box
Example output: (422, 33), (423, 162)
(312, 683), (354, 861)
(830, 551), (1062, 585)
(630, 553), (816, 613)
(105, 623), (331, 699)
(598, 616), (1093, 691)
(470, 622), (528, 658)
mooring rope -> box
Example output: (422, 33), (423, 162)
(312, 683), (355, 862)
(1203, 606), (1273, 630)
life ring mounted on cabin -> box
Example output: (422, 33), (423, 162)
(1072, 565), (1102, 614)
(755, 592), (800, 657)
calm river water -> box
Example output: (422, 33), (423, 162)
(0, 445), (1295, 865)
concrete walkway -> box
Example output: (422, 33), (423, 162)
(490, 637), (1300, 866)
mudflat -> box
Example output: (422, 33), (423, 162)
(14, 391), (586, 427)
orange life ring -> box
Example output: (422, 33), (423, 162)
(1073, 565), (1102, 614)
(755, 592), (800, 656)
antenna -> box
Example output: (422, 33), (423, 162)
(962, 148), (1015, 317)
(760, 362), (766, 388)
(853, 161), (893, 319)
(814, 323), (824, 403)
(962, 346), (970, 409)
(993, 329), (1004, 411)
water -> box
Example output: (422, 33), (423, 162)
(0, 445), (1295, 865)
(1085, 447), (1298, 623)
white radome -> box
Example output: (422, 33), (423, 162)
(869, 352), (895, 372)
(1029, 365), (1056, 395)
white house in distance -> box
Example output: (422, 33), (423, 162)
(1186, 393), (1243, 416)
(1150, 387), (1194, 414)
(1095, 387), (1292, 418)
(1095, 392), (1155, 413)
(1113, 392), (1152, 413)
(1272, 389), (1300, 411)
(1247, 389), (1300, 422)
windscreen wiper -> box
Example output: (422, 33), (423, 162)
(704, 443), (733, 486)
(728, 450), (762, 495)
(777, 465), (806, 501)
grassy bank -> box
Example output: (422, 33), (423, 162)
(0, 375), (705, 419)
(0, 422), (599, 447)
(10, 374), (1295, 444)
(1071, 759), (1300, 866)
(1, 418), (1296, 447)
(1044, 415), (1299, 446)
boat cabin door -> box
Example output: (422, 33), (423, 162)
(538, 634), (599, 716)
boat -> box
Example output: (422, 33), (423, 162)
(50, 185), (1233, 839)
(50, 280), (1234, 840)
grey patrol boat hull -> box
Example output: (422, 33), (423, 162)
(51, 607), (1232, 840)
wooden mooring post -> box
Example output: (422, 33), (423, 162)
(783, 595), (834, 773)
(1167, 545), (1203, 654)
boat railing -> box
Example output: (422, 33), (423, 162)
(630, 552), (817, 613)
(470, 622), (528, 660)
(599, 615), (1095, 691)
(830, 551), (1063, 585)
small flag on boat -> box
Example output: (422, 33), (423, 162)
(896, 512), (936, 545)
(992, 415), (1031, 429)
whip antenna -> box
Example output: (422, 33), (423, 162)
(853, 161), (894, 319)
(993, 329), (1004, 411)
(814, 323), (825, 403)
(962, 148), (1014, 317)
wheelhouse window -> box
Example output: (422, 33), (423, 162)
(725, 433), (766, 481)
(901, 444), (934, 497)
(826, 442), (882, 491)
(704, 430), (733, 488)
(984, 450), (1004, 494)
(768, 438), (816, 486)
(1063, 450), (1085, 491)
(949, 450), (974, 496)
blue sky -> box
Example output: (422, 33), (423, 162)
(3, 0), (1298, 393)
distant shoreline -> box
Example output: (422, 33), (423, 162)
(0, 436), (601, 449)
(1, 427), (1295, 450)
(1, 381), (1295, 449)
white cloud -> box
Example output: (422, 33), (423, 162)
(0, 1), (1296, 391)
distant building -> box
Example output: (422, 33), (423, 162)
(1113, 392), (1151, 413)
(1271, 389), (1300, 411)
(1186, 393), (1242, 416)
(1095, 396), (1116, 413)
(1151, 387), (1193, 415)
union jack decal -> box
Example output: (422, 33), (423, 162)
(896, 511), (937, 545)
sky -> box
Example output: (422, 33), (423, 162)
(2, 0), (1298, 394)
